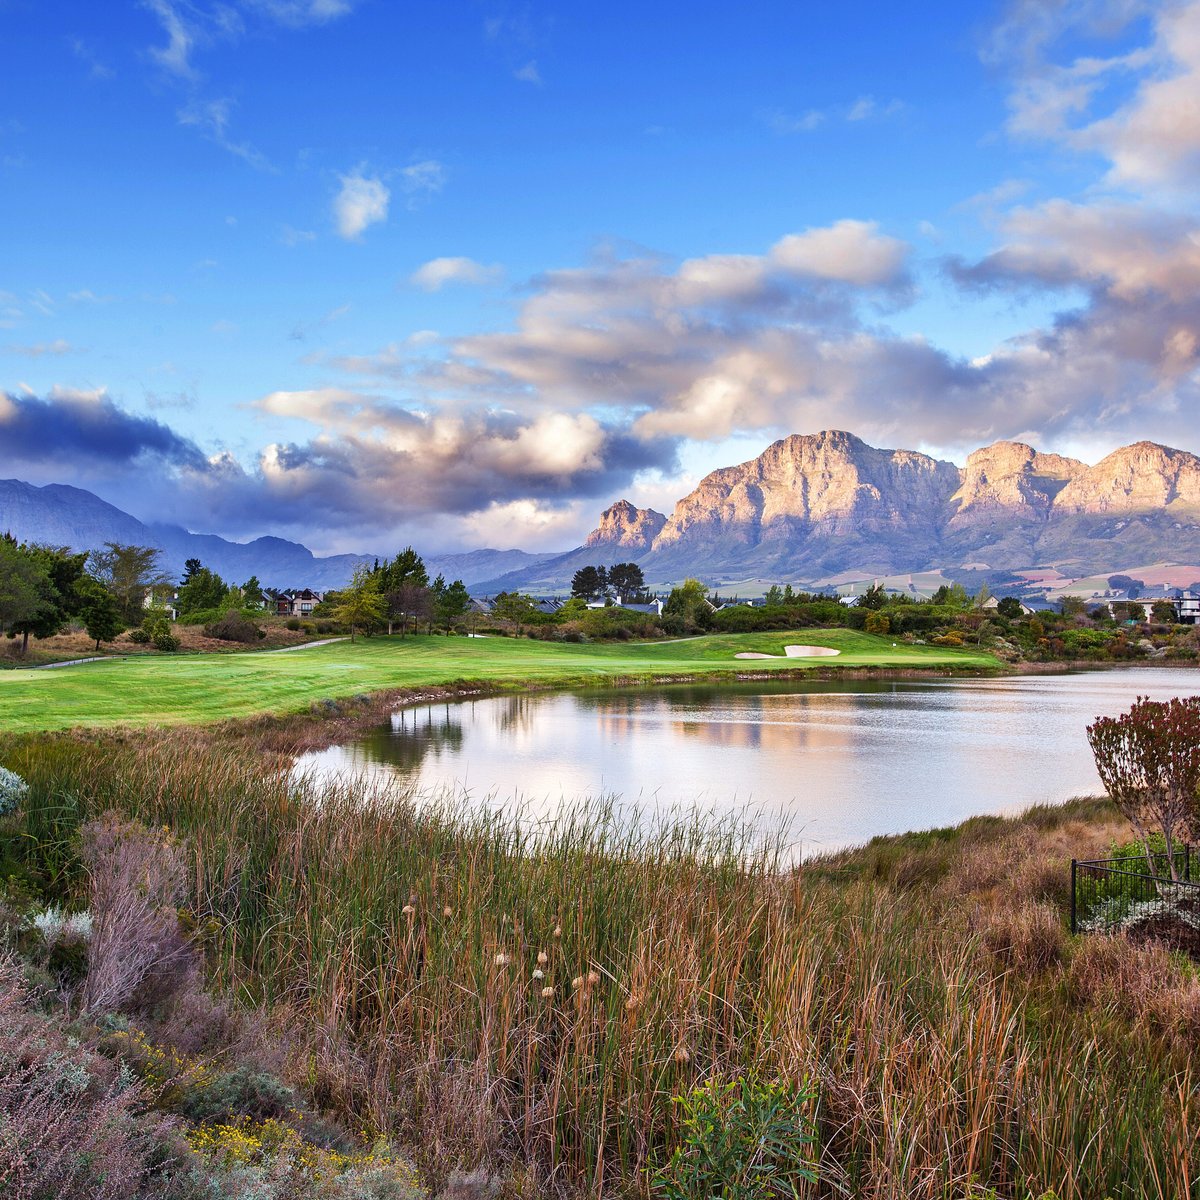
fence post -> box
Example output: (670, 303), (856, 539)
(1070, 859), (1077, 935)
(1188, 845), (1192, 883)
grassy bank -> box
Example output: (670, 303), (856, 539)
(3, 730), (1197, 1198)
(0, 629), (997, 734)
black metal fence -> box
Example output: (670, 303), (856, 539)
(1071, 846), (1200, 934)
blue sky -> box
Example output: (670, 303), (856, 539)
(1, 0), (1198, 553)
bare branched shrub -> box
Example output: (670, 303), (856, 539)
(1087, 696), (1200, 876)
(80, 813), (192, 1014)
(0, 955), (181, 1199)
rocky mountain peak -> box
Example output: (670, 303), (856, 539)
(583, 499), (667, 551)
(1055, 441), (1200, 515)
(949, 440), (1085, 523)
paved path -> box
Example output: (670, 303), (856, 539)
(34, 655), (124, 670)
(263, 637), (349, 653)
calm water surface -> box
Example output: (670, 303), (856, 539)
(295, 668), (1200, 854)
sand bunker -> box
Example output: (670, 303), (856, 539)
(734, 644), (841, 660)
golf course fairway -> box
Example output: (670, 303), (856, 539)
(0, 629), (998, 734)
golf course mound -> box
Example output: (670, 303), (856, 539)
(734, 644), (842, 660)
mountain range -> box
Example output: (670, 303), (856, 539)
(0, 479), (554, 589)
(475, 431), (1200, 591)
(5, 430), (1200, 593)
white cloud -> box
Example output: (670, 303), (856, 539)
(770, 220), (910, 286)
(514, 60), (542, 84)
(142, 0), (201, 79)
(177, 97), (275, 171)
(5, 339), (73, 358)
(280, 224), (317, 246)
(410, 257), (504, 291)
(333, 170), (390, 239)
(763, 108), (825, 134)
(997, 0), (1200, 191)
(246, 0), (357, 27)
(398, 159), (447, 206)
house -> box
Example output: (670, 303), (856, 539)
(275, 589), (323, 616)
(143, 587), (178, 621)
(1177, 591), (1200, 624)
(980, 596), (1037, 617)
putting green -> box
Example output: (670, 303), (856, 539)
(0, 629), (998, 734)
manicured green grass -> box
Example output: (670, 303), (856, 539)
(0, 629), (997, 733)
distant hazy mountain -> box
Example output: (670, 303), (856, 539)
(477, 431), (1200, 591)
(0, 479), (555, 589)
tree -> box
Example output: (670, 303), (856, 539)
(607, 562), (646, 603)
(241, 575), (265, 609)
(856, 583), (888, 610)
(75, 576), (124, 650)
(996, 596), (1024, 620)
(763, 584), (784, 606)
(181, 558), (203, 586)
(379, 547), (429, 634)
(1151, 600), (1178, 623)
(973, 582), (992, 609)
(931, 582), (970, 608)
(492, 591), (542, 635)
(571, 565), (606, 601)
(331, 566), (386, 641)
(663, 578), (711, 631)
(1087, 696), (1200, 878)
(7, 543), (88, 653)
(433, 578), (471, 633)
(91, 543), (171, 624)
(176, 566), (229, 616)
(0, 537), (48, 644)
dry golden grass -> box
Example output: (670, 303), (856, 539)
(5, 734), (1199, 1198)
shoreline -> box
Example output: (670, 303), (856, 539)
(197, 656), (1200, 755)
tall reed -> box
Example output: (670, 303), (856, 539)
(6, 733), (1197, 1198)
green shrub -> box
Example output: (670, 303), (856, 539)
(0, 767), (29, 816)
(127, 628), (152, 644)
(202, 611), (266, 644)
(286, 618), (302, 631)
(179, 1064), (297, 1123)
(653, 1076), (818, 1200)
(152, 631), (181, 653)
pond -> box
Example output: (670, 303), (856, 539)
(294, 667), (1200, 854)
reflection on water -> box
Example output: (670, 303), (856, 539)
(295, 669), (1200, 853)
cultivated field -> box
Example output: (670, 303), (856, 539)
(0, 629), (997, 734)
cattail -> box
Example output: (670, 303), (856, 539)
(532, 968), (545, 980)
(494, 953), (510, 967)
(571, 975), (585, 990)
(673, 1045), (691, 1065)
(541, 986), (555, 999)
(536, 950), (549, 965)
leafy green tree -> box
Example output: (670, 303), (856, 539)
(492, 591), (542, 635)
(241, 575), (265, 608)
(0, 537), (48, 644)
(663, 578), (711, 631)
(378, 547), (429, 634)
(91, 543), (171, 624)
(75, 576), (124, 650)
(176, 566), (230, 616)
(855, 583), (888, 610)
(331, 566), (386, 641)
(181, 557), (203, 585)
(996, 596), (1024, 619)
(433, 578), (471, 633)
(1151, 600), (1178, 623)
(763, 584), (783, 606)
(571, 565), (606, 601)
(607, 562), (646, 603)
(930, 582), (970, 608)
(7, 543), (88, 653)
(556, 596), (588, 622)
